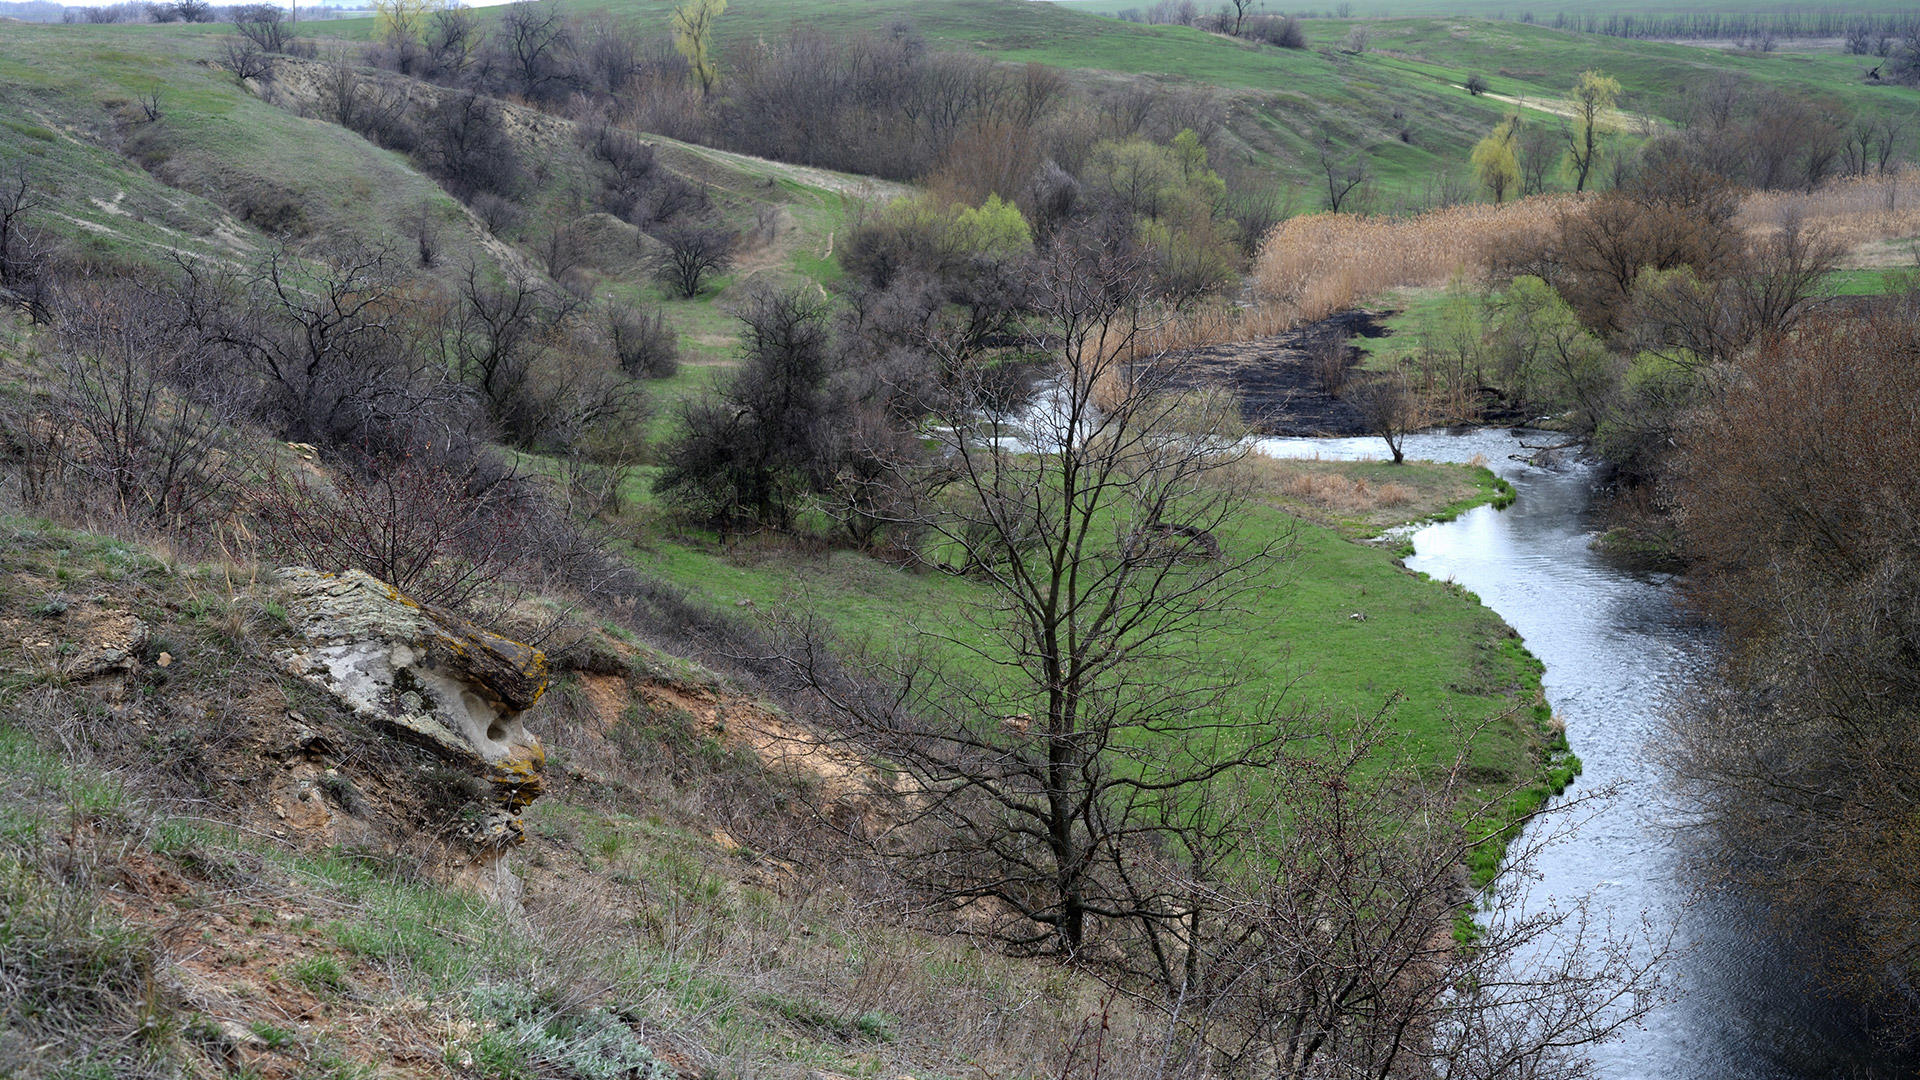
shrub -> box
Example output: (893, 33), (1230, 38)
(653, 290), (834, 528)
(422, 91), (525, 201)
(606, 302), (679, 379)
(651, 222), (735, 298)
(1243, 14), (1307, 48)
(252, 455), (531, 612)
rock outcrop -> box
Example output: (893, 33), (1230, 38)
(273, 568), (549, 853)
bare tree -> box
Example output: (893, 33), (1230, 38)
(232, 3), (295, 54)
(491, 0), (575, 103)
(1347, 369), (1428, 464)
(1159, 713), (1665, 1079)
(423, 6), (481, 83)
(1318, 138), (1372, 213)
(653, 222), (736, 298)
(1225, 0), (1256, 36)
(220, 35), (277, 83)
(173, 245), (467, 454)
(55, 281), (246, 528)
(0, 158), (41, 293)
(787, 242), (1298, 957)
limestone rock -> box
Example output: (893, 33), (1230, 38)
(273, 568), (548, 846)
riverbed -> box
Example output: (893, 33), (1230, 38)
(1259, 428), (1912, 1079)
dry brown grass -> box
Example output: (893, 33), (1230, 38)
(1738, 167), (1920, 262)
(1244, 456), (1416, 515)
(1143, 297), (1305, 353)
(1252, 196), (1577, 323)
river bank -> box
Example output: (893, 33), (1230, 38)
(1263, 427), (1916, 1079)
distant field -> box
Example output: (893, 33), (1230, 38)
(153, 1), (1920, 206)
(1049, 0), (1920, 20)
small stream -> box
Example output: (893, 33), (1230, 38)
(1258, 429), (1911, 1079)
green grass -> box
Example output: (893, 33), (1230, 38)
(617, 466), (1550, 822)
(1827, 265), (1917, 295)
(464, 0), (1915, 201)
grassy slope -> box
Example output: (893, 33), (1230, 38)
(0, 513), (1121, 1078)
(0, 22), (504, 276)
(203, 2), (1920, 206)
(0, 15), (883, 393)
(1051, 0), (1920, 23)
(614, 460), (1553, 844)
(528, 1), (1918, 198)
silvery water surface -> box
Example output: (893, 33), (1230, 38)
(1258, 427), (1913, 1080)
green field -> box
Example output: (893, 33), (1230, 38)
(1051, 0), (1920, 22)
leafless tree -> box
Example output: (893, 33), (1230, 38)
(653, 222), (736, 298)
(173, 245), (468, 454)
(1347, 369), (1427, 464)
(220, 35), (277, 83)
(1318, 138), (1372, 213)
(1225, 0), (1256, 36)
(491, 0), (575, 103)
(54, 281), (246, 528)
(1666, 306), (1920, 1039)
(0, 158), (42, 294)
(423, 6), (480, 83)
(232, 3), (295, 54)
(1154, 712), (1666, 1079)
(785, 242), (1299, 957)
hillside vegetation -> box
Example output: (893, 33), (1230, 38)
(2, 0), (1919, 1072)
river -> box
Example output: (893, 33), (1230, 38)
(1258, 428), (1911, 1080)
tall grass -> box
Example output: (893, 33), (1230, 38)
(1252, 195), (1577, 324)
(1738, 167), (1920, 256)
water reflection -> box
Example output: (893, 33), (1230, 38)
(1259, 430), (1908, 1079)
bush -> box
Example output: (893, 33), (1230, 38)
(422, 91), (525, 201)
(252, 455), (531, 613)
(654, 291), (834, 528)
(607, 302), (679, 379)
(1243, 14), (1307, 48)
(651, 222), (735, 298)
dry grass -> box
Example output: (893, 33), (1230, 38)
(1738, 167), (1920, 261)
(1252, 196), (1577, 324)
(1143, 297), (1305, 353)
(1244, 456), (1416, 515)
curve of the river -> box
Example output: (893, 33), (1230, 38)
(1259, 429), (1910, 1079)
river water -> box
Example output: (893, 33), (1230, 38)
(1258, 429), (1910, 1080)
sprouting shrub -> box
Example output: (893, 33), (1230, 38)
(466, 983), (672, 1080)
(287, 954), (349, 995)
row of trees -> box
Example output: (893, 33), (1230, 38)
(1465, 67), (1906, 210)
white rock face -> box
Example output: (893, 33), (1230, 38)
(273, 568), (548, 849)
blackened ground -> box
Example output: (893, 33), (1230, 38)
(1163, 309), (1392, 436)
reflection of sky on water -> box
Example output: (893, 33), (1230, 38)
(1263, 429), (1910, 1080)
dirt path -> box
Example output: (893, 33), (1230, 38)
(1461, 87), (1664, 132)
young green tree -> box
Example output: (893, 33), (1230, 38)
(1472, 116), (1522, 203)
(671, 0), (726, 98)
(1566, 69), (1621, 193)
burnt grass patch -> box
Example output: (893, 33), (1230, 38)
(1165, 309), (1393, 437)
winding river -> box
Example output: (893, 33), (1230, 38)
(1259, 429), (1913, 1079)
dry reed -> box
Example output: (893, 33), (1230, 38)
(1252, 195), (1577, 324)
(1164, 170), (1918, 357)
(1244, 456), (1416, 515)
(1737, 167), (1920, 259)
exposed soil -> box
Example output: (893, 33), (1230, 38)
(1164, 308), (1394, 436)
